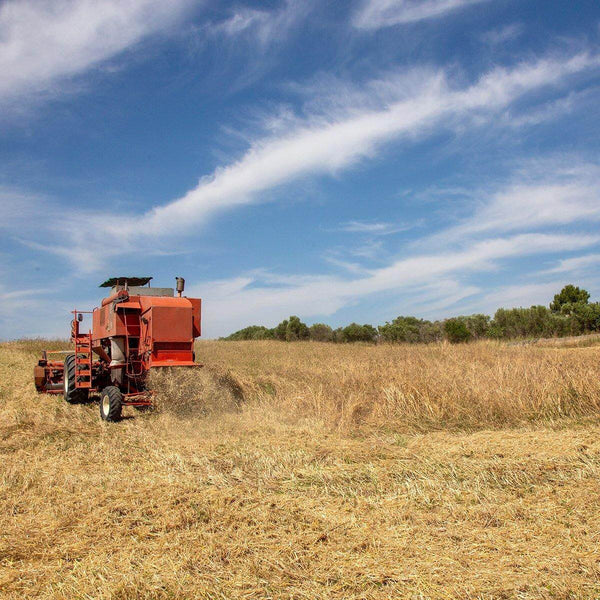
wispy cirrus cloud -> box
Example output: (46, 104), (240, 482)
(208, 0), (311, 47)
(502, 89), (589, 129)
(352, 0), (489, 29)
(479, 23), (524, 47)
(335, 220), (413, 235)
(456, 281), (573, 317)
(193, 232), (599, 336)
(189, 153), (600, 335)
(0, 0), (195, 106)
(542, 254), (600, 275)
(7, 49), (600, 273)
(130, 51), (600, 239)
(0, 283), (63, 339)
(429, 162), (600, 242)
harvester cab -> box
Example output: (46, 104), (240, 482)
(34, 276), (202, 422)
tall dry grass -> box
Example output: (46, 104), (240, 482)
(1, 338), (600, 598)
(198, 339), (600, 430)
(149, 366), (243, 416)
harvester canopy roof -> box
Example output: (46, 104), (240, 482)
(99, 277), (153, 288)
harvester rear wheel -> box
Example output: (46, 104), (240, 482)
(64, 355), (89, 404)
(99, 386), (122, 422)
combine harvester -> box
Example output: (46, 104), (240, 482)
(34, 276), (201, 422)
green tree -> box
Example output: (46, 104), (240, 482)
(420, 320), (445, 343)
(342, 323), (377, 343)
(273, 319), (288, 341)
(444, 318), (471, 343)
(224, 283), (599, 344)
(378, 316), (422, 343)
(570, 302), (600, 332)
(309, 323), (333, 342)
(285, 316), (309, 341)
(462, 314), (490, 339)
(332, 327), (345, 343)
(378, 316), (445, 343)
(550, 285), (590, 313)
(490, 305), (580, 339)
(222, 325), (274, 341)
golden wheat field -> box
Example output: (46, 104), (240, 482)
(1, 338), (600, 599)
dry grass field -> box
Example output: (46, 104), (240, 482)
(1, 338), (600, 599)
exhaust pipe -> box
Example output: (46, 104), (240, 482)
(176, 277), (185, 297)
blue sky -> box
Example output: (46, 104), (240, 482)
(1, 0), (600, 339)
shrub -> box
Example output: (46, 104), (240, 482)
(570, 302), (600, 332)
(273, 319), (288, 341)
(332, 327), (345, 343)
(378, 316), (422, 343)
(223, 285), (600, 344)
(342, 323), (378, 343)
(285, 316), (309, 341)
(309, 323), (333, 342)
(378, 316), (445, 343)
(490, 306), (581, 339)
(444, 319), (471, 343)
(462, 314), (490, 339)
(222, 326), (274, 341)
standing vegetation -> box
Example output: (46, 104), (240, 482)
(444, 318), (472, 343)
(2, 338), (600, 598)
(309, 323), (334, 342)
(222, 285), (600, 344)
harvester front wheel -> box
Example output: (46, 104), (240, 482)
(64, 355), (89, 404)
(99, 386), (123, 422)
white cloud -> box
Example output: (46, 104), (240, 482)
(339, 221), (394, 233)
(458, 281), (569, 316)
(0, 0), (194, 105)
(193, 232), (598, 336)
(479, 23), (524, 46)
(0, 284), (62, 339)
(209, 0), (310, 46)
(352, 0), (488, 29)
(9, 49), (599, 274)
(336, 220), (412, 235)
(0, 185), (46, 224)
(362, 234), (597, 293)
(128, 51), (599, 239)
(324, 256), (370, 275)
(411, 280), (481, 315)
(5, 53), (600, 286)
(432, 162), (600, 241)
(542, 254), (600, 275)
(0, 287), (48, 301)
(350, 240), (386, 259)
(503, 91), (584, 129)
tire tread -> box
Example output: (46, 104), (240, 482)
(100, 386), (123, 422)
(64, 354), (89, 404)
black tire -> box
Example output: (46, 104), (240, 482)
(99, 386), (123, 422)
(64, 354), (89, 404)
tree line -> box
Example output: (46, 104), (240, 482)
(222, 285), (600, 343)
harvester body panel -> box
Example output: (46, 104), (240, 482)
(138, 296), (200, 366)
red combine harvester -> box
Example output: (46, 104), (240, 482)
(34, 276), (201, 422)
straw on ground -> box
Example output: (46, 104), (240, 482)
(1, 339), (599, 599)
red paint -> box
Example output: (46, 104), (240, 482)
(34, 280), (202, 407)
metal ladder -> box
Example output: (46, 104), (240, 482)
(122, 310), (143, 392)
(74, 332), (93, 389)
